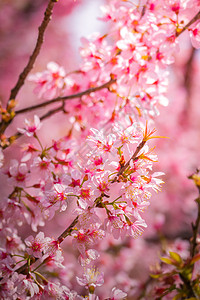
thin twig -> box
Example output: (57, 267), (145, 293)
(190, 196), (200, 257)
(0, 0), (58, 136)
(57, 216), (79, 242)
(1, 79), (116, 148)
(178, 173), (200, 298)
(176, 10), (200, 37)
(15, 79), (116, 115)
(40, 104), (65, 121)
(8, 0), (58, 103)
(140, 0), (149, 18)
(112, 139), (146, 183)
(15, 137), (147, 274)
(15, 216), (79, 275)
(3, 105), (65, 149)
(188, 171), (200, 257)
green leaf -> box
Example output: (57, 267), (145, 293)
(169, 251), (182, 264)
(172, 293), (182, 300)
(150, 273), (162, 279)
(160, 257), (174, 265)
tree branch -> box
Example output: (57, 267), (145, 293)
(188, 170), (200, 257)
(8, 0), (58, 103)
(190, 197), (200, 257)
(0, 79), (116, 148)
(15, 79), (116, 115)
(15, 215), (79, 275)
(2, 105), (65, 149)
(112, 139), (146, 183)
(176, 10), (200, 37)
(14, 136), (147, 275)
(0, 0), (58, 135)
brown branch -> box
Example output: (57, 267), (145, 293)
(15, 216), (79, 275)
(1, 79), (116, 148)
(2, 105), (65, 149)
(188, 171), (200, 257)
(57, 216), (79, 242)
(178, 173), (200, 298)
(15, 139), (146, 274)
(112, 139), (146, 183)
(190, 196), (200, 257)
(120, 140), (146, 173)
(0, 0), (58, 136)
(15, 79), (116, 115)
(140, 0), (149, 18)
(179, 273), (196, 298)
(40, 104), (64, 121)
(8, 0), (58, 103)
(176, 10), (200, 37)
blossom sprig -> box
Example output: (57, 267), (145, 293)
(17, 115), (42, 137)
(111, 122), (165, 182)
(4, 1), (198, 145)
(76, 267), (104, 294)
(142, 123), (168, 142)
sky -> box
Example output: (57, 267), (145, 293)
(66, 0), (106, 59)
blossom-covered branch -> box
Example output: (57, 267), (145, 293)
(15, 78), (116, 115)
(15, 216), (79, 275)
(1, 0), (200, 298)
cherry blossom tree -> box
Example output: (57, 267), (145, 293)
(1, 0), (200, 299)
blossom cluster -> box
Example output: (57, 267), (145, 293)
(29, 0), (200, 130)
(0, 0), (200, 299)
(0, 118), (163, 297)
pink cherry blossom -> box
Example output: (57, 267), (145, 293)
(72, 221), (105, 258)
(109, 287), (127, 300)
(105, 213), (124, 240)
(28, 61), (66, 99)
(123, 217), (147, 239)
(17, 115), (42, 137)
(87, 128), (116, 153)
(1, 0), (200, 298)
(76, 267), (104, 291)
(25, 231), (51, 258)
(7, 159), (29, 187)
(22, 278), (40, 298)
(43, 239), (64, 268)
(42, 281), (67, 299)
(79, 249), (100, 266)
(190, 22), (200, 48)
(0, 252), (15, 280)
